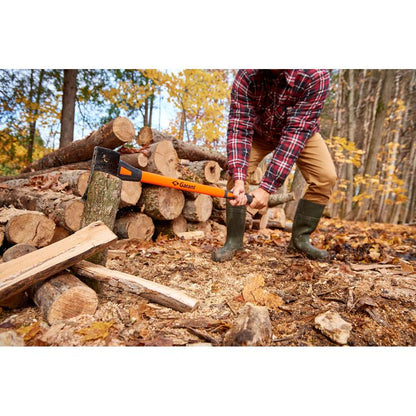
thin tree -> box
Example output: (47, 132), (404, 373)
(60, 69), (78, 148)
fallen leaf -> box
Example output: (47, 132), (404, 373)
(16, 321), (41, 342)
(400, 260), (414, 273)
(76, 321), (114, 342)
(242, 274), (284, 310)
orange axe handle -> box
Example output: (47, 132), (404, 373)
(119, 162), (253, 203)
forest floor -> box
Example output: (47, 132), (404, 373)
(1, 218), (416, 347)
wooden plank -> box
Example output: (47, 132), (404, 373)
(71, 260), (200, 312)
(0, 221), (117, 301)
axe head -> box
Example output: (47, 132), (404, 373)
(82, 146), (142, 200)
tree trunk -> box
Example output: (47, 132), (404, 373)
(0, 221), (117, 302)
(0, 187), (84, 232)
(114, 212), (155, 241)
(138, 186), (185, 220)
(60, 69), (78, 149)
(80, 171), (122, 265)
(21, 117), (135, 173)
(31, 272), (98, 325)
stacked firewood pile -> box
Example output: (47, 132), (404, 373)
(0, 117), (293, 329)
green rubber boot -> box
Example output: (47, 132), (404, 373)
(288, 199), (329, 260)
(212, 202), (246, 262)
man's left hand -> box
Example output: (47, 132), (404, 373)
(249, 187), (270, 210)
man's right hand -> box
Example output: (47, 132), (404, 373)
(229, 180), (247, 206)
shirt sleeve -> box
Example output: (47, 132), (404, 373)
(260, 71), (330, 194)
(226, 70), (255, 182)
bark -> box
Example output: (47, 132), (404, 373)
(0, 187), (84, 232)
(223, 303), (273, 346)
(284, 168), (307, 220)
(0, 221), (117, 302)
(182, 194), (213, 222)
(72, 260), (199, 312)
(181, 160), (221, 184)
(80, 171), (122, 265)
(31, 272), (98, 325)
(137, 127), (228, 169)
(114, 212), (155, 241)
(138, 186), (185, 220)
(60, 69), (78, 149)
(21, 117), (135, 173)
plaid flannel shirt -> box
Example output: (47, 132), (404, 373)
(226, 69), (330, 194)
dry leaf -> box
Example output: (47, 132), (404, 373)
(17, 321), (41, 342)
(242, 274), (284, 310)
(76, 321), (114, 342)
(400, 260), (414, 273)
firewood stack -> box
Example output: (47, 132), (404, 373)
(0, 118), (295, 320)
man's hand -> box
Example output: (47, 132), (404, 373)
(249, 187), (270, 210)
(229, 180), (247, 206)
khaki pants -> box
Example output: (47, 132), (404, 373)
(227, 132), (337, 205)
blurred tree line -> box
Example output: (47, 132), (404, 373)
(0, 69), (414, 224)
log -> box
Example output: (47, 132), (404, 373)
(0, 160), (92, 183)
(138, 186), (185, 220)
(252, 212), (269, 230)
(182, 194), (213, 222)
(0, 208), (56, 248)
(181, 160), (221, 184)
(0, 227), (4, 248)
(0, 187), (84, 232)
(187, 221), (211, 235)
(210, 208), (226, 225)
(154, 215), (188, 238)
(137, 127), (228, 169)
(0, 221), (117, 302)
(72, 260), (199, 312)
(80, 171), (122, 265)
(120, 153), (149, 169)
(21, 117), (135, 173)
(31, 272), (98, 325)
(2, 170), (90, 196)
(114, 212), (155, 241)
(267, 206), (286, 228)
(223, 303), (273, 346)
(0, 243), (37, 308)
(142, 141), (179, 178)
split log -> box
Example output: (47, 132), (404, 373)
(180, 160), (221, 184)
(182, 194), (213, 222)
(21, 117), (135, 173)
(0, 187), (84, 232)
(80, 171), (122, 265)
(114, 212), (155, 241)
(30, 272), (98, 325)
(0, 243), (37, 308)
(72, 260), (199, 312)
(154, 215), (188, 238)
(223, 303), (273, 346)
(138, 186), (185, 220)
(137, 127), (228, 170)
(0, 221), (117, 302)
(0, 208), (56, 247)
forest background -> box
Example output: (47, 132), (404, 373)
(1, 68), (415, 224)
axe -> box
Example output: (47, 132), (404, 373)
(83, 146), (253, 204)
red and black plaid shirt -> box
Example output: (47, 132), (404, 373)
(227, 69), (330, 194)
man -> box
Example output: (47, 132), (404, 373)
(212, 69), (337, 262)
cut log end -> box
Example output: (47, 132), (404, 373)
(113, 117), (136, 143)
(33, 272), (98, 325)
(64, 200), (85, 232)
